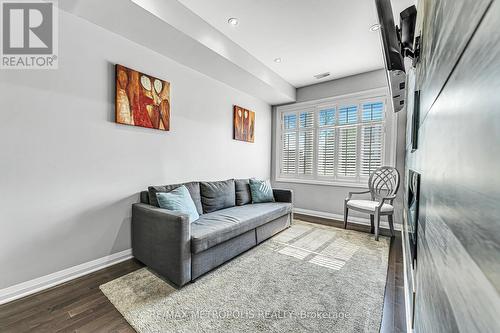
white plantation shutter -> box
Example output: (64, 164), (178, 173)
(300, 111), (314, 128)
(361, 124), (384, 176)
(284, 113), (297, 130)
(299, 130), (314, 175)
(318, 128), (335, 176)
(338, 126), (358, 177)
(319, 108), (335, 126)
(297, 111), (314, 176)
(317, 108), (336, 177)
(278, 97), (389, 184)
(361, 102), (385, 177)
(282, 132), (297, 175)
(281, 112), (298, 175)
(362, 102), (384, 122)
(339, 106), (358, 125)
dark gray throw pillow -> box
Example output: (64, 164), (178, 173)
(235, 179), (252, 206)
(200, 179), (236, 213)
(148, 181), (203, 215)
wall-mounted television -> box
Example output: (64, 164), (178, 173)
(375, 0), (405, 112)
(375, 0), (417, 113)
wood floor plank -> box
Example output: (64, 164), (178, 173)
(1, 266), (122, 318)
(69, 305), (120, 333)
(0, 261), (141, 322)
(55, 304), (121, 333)
(0, 259), (143, 332)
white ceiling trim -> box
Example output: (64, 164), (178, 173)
(58, 0), (296, 104)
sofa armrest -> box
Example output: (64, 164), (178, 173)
(273, 188), (293, 204)
(132, 203), (191, 286)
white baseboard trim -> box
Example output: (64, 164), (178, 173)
(0, 249), (133, 305)
(401, 228), (414, 333)
(294, 208), (402, 231)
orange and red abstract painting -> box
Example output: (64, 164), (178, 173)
(115, 64), (170, 131)
(233, 105), (255, 143)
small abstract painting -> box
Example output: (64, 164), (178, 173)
(233, 105), (255, 142)
(115, 64), (170, 131)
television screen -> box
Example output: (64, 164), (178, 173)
(375, 0), (404, 72)
(375, 0), (406, 112)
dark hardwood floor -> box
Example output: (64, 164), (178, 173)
(0, 217), (405, 333)
(380, 235), (406, 333)
(0, 260), (144, 333)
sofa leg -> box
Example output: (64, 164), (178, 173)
(370, 215), (374, 234)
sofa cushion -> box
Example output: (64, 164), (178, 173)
(190, 202), (292, 253)
(148, 182), (203, 215)
(347, 199), (394, 213)
(249, 179), (275, 203)
(200, 179), (236, 213)
(139, 191), (150, 204)
(235, 179), (252, 206)
(156, 186), (200, 223)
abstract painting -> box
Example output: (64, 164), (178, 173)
(115, 64), (170, 131)
(233, 105), (255, 142)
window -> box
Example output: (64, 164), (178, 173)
(317, 108), (335, 177)
(298, 111), (314, 175)
(276, 90), (395, 186)
(360, 102), (384, 177)
(282, 113), (297, 175)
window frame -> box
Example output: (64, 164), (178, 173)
(274, 87), (397, 188)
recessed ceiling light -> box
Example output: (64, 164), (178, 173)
(314, 72), (330, 79)
(228, 18), (239, 26)
(369, 23), (380, 32)
(274, 57), (282, 63)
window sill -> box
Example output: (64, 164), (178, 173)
(273, 177), (368, 189)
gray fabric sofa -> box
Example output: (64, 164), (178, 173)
(132, 179), (293, 287)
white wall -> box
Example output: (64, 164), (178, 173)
(272, 69), (407, 225)
(0, 10), (271, 289)
(296, 69), (387, 102)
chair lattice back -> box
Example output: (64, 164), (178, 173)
(368, 166), (400, 201)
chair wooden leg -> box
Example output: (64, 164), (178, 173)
(388, 214), (395, 237)
(370, 215), (374, 234)
(344, 204), (349, 229)
(374, 210), (380, 241)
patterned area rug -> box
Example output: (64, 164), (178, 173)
(100, 220), (390, 333)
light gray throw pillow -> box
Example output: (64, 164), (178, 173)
(249, 179), (274, 203)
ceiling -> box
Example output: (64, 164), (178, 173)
(177, 0), (414, 88)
